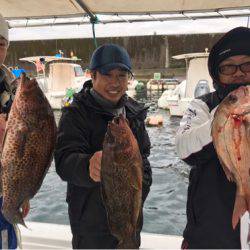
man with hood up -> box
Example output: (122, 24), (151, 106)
(176, 26), (250, 249)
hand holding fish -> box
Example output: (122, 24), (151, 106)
(21, 200), (30, 218)
(89, 151), (102, 182)
(211, 85), (250, 229)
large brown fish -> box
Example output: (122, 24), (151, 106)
(211, 85), (250, 229)
(0, 74), (57, 225)
(101, 114), (143, 249)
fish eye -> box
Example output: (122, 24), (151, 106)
(228, 94), (238, 103)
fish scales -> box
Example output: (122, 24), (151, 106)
(0, 113), (7, 195)
(211, 86), (250, 229)
(101, 115), (142, 249)
(0, 75), (57, 225)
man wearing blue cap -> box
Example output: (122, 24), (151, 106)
(55, 44), (152, 248)
(176, 27), (250, 249)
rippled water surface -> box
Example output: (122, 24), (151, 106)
(26, 90), (189, 236)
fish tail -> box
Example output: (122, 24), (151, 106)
(18, 216), (27, 228)
(117, 236), (139, 249)
(232, 195), (247, 229)
(14, 210), (27, 228)
(2, 208), (27, 227)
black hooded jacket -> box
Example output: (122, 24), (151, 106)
(175, 27), (250, 249)
(176, 91), (240, 249)
(54, 81), (152, 246)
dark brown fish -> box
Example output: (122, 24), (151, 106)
(211, 86), (250, 229)
(1, 74), (57, 225)
(101, 114), (143, 249)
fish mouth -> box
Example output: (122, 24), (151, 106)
(106, 123), (115, 143)
(106, 115), (125, 142)
(113, 114), (127, 125)
(20, 73), (37, 91)
(113, 116), (120, 125)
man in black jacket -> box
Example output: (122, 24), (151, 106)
(176, 27), (250, 249)
(55, 44), (152, 249)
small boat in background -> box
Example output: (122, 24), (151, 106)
(158, 80), (186, 110)
(19, 56), (90, 110)
(126, 79), (146, 97)
(167, 49), (214, 116)
(147, 78), (180, 91)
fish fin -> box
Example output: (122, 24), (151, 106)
(232, 195), (247, 229)
(117, 237), (138, 249)
(217, 154), (235, 182)
(131, 184), (139, 191)
(1, 127), (8, 153)
(100, 183), (112, 228)
(17, 214), (27, 228)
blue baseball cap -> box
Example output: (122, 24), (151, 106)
(89, 44), (132, 75)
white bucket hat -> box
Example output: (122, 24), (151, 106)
(0, 14), (8, 43)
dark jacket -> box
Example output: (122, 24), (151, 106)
(54, 81), (152, 248)
(176, 91), (240, 249)
(0, 71), (15, 114)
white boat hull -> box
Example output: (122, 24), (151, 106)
(45, 92), (65, 110)
(168, 97), (191, 117)
(20, 222), (183, 249)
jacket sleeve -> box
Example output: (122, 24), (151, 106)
(140, 123), (152, 203)
(54, 106), (98, 188)
(175, 98), (217, 166)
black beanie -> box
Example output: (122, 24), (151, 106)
(208, 26), (250, 87)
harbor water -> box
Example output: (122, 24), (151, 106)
(26, 90), (190, 236)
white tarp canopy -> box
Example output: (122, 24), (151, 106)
(1, 0), (250, 19)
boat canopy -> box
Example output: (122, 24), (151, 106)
(172, 51), (209, 60)
(19, 56), (81, 63)
(1, 0), (250, 27)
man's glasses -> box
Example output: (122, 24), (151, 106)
(218, 61), (250, 75)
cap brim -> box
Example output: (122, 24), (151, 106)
(97, 63), (133, 76)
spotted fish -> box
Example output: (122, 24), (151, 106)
(1, 74), (57, 225)
(0, 113), (7, 195)
(101, 114), (143, 249)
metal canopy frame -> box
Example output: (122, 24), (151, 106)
(7, 10), (250, 28)
(1, 0), (250, 28)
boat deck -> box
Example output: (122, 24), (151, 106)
(20, 222), (183, 249)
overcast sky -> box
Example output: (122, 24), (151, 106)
(9, 17), (249, 41)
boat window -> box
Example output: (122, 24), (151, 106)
(74, 66), (84, 77)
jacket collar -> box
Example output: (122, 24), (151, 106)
(75, 80), (148, 119)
